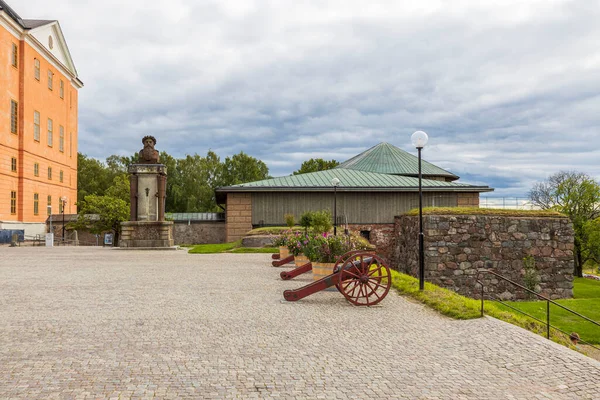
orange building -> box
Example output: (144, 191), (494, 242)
(0, 1), (82, 236)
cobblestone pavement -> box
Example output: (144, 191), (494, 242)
(1, 247), (599, 399)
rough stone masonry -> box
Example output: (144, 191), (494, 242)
(394, 214), (575, 300)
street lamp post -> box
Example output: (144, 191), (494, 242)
(411, 130), (429, 291)
(331, 177), (340, 235)
(60, 196), (67, 243)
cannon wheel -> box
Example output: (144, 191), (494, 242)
(337, 253), (391, 306)
(333, 250), (376, 292)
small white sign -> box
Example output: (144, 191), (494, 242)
(45, 233), (54, 247)
(104, 233), (113, 246)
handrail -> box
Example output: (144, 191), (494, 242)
(476, 269), (600, 351)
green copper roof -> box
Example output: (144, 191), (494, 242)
(218, 168), (490, 192)
(336, 142), (459, 180)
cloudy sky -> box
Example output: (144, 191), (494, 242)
(15, 0), (600, 197)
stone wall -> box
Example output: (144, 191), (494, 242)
(347, 224), (395, 263)
(226, 193), (253, 242)
(173, 221), (226, 245)
(394, 214), (575, 300)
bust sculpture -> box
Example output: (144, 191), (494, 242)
(139, 135), (160, 164)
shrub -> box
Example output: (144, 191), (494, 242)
(523, 255), (540, 296)
(299, 211), (314, 232)
(310, 210), (333, 234)
(284, 213), (295, 228)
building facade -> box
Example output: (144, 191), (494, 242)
(216, 142), (493, 260)
(0, 1), (82, 236)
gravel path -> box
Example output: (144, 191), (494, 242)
(1, 247), (599, 399)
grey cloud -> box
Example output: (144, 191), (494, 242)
(16, 0), (600, 196)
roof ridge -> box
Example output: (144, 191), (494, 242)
(336, 142), (459, 180)
(0, 0), (24, 26)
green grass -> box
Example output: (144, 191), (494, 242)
(188, 241), (278, 254)
(390, 270), (573, 348)
(188, 241), (241, 254)
(230, 247), (278, 254)
(404, 207), (566, 218)
(494, 278), (600, 344)
(246, 226), (296, 236)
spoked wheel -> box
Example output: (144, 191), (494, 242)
(337, 253), (391, 306)
(333, 250), (376, 292)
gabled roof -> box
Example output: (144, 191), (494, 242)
(336, 142), (459, 180)
(22, 19), (54, 29)
(217, 168), (491, 192)
(0, 1), (82, 85)
(0, 0), (23, 25)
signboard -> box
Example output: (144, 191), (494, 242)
(45, 233), (54, 247)
(104, 233), (113, 246)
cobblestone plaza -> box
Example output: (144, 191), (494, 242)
(1, 248), (599, 399)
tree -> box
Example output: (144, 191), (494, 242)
(221, 151), (269, 185)
(77, 153), (112, 205)
(293, 158), (339, 175)
(71, 195), (129, 245)
(105, 174), (131, 204)
(584, 218), (600, 269)
(530, 171), (600, 277)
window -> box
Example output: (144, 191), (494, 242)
(48, 167), (52, 180)
(59, 126), (64, 152)
(59, 170), (63, 183)
(48, 70), (53, 90)
(34, 58), (40, 80)
(60, 80), (64, 99)
(47, 195), (52, 215)
(34, 163), (39, 176)
(59, 200), (63, 214)
(69, 132), (72, 157)
(10, 100), (18, 134)
(11, 157), (17, 172)
(34, 111), (40, 141)
(11, 191), (17, 214)
(11, 43), (17, 68)
(34, 193), (39, 215)
(47, 118), (53, 146)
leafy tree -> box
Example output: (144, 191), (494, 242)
(106, 154), (137, 177)
(71, 195), (129, 245)
(293, 158), (339, 175)
(77, 153), (112, 205)
(105, 174), (131, 204)
(529, 171), (600, 277)
(221, 151), (269, 185)
(583, 218), (600, 269)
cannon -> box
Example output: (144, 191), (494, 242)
(272, 254), (295, 267)
(283, 251), (391, 306)
(280, 250), (373, 281)
(280, 261), (312, 280)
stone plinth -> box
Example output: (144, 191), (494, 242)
(128, 164), (167, 222)
(120, 221), (175, 248)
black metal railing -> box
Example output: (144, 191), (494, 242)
(476, 269), (600, 351)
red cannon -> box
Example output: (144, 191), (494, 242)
(283, 251), (391, 306)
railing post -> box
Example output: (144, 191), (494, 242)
(481, 283), (484, 317)
(547, 300), (550, 339)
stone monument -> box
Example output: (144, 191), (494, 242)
(120, 136), (175, 248)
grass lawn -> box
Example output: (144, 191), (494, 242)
(389, 270), (573, 348)
(495, 278), (600, 344)
(188, 241), (278, 254)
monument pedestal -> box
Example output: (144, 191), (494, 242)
(120, 221), (175, 248)
(120, 158), (174, 249)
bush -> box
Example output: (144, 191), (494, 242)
(299, 211), (313, 231)
(311, 210), (332, 234)
(284, 213), (295, 228)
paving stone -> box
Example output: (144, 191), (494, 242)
(0, 247), (599, 399)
